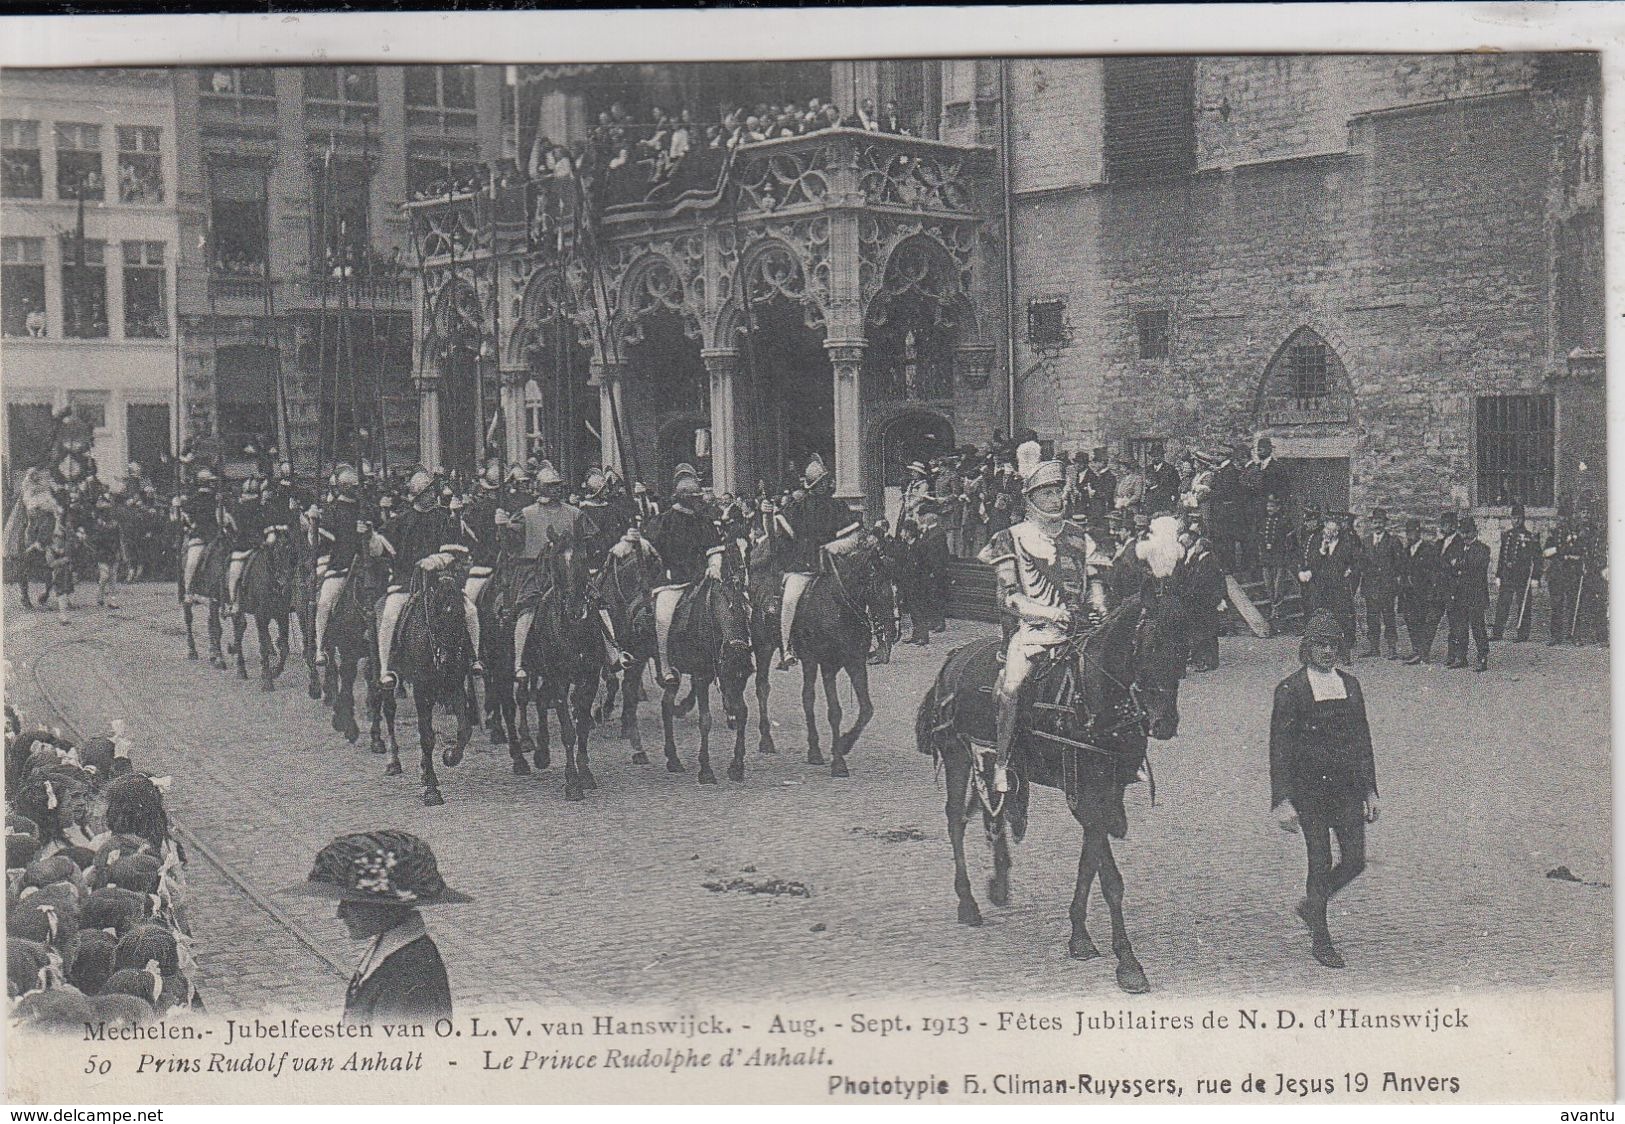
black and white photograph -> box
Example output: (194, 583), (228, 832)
(0, 6), (1615, 1108)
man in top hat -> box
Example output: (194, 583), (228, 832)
(1298, 513), (1358, 649)
(1143, 441), (1181, 518)
(501, 460), (585, 683)
(375, 468), (480, 689)
(1403, 511), (1457, 663)
(646, 464), (724, 685)
(176, 465), (223, 607)
(1181, 525), (1225, 672)
(1445, 515), (1491, 671)
(1078, 447), (1117, 533)
(978, 455), (1114, 795)
(1360, 508), (1406, 659)
(282, 830), (468, 1024)
(1492, 502), (1541, 642)
(1398, 517), (1436, 662)
(777, 453), (858, 668)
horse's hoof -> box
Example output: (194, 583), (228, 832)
(533, 750), (550, 771)
(489, 726), (505, 746)
(727, 762), (745, 782)
(987, 877), (1009, 908)
(758, 735), (778, 756)
(442, 748), (464, 768)
(698, 768), (718, 786)
(666, 756), (685, 774)
(383, 760), (403, 777)
(564, 783), (584, 802)
(520, 736), (537, 754)
(343, 723), (360, 745)
(957, 900), (983, 927)
(1115, 958), (1150, 994)
(631, 751), (650, 765)
(423, 788), (445, 807)
(370, 737), (386, 755)
(1068, 934), (1102, 961)
(807, 749), (826, 766)
(725, 714), (738, 731)
(237, 666), (249, 680)
(187, 650), (199, 661)
(260, 678), (275, 693)
(579, 768), (598, 791)
(512, 756), (531, 776)
(830, 756), (850, 779)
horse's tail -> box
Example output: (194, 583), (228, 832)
(914, 685), (939, 763)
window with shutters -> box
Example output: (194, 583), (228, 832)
(55, 122), (104, 201)
(1103, 57), (1196, 183)
(2, 119), (42, 199)
(1476, 395), (1555, 507)
(116, 126), (164, 204)
(2, 238), (46, 338)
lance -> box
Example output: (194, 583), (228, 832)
(1516, 545), (1535, 636)
(1572, 555), (1586, 641)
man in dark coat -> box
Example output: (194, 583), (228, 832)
(1446, 515), (1492, 671)
(1143, 441), (1181, 517)
(1399, 517), (1440, 663)
(914, 500), (952, 636)
(1299, 514), (1357, 649)
(283, 830), (467, 1025)
(1359, 508), (1406, 659)
(1491, 502), (1541, 642)
(1295, 505), (1322, 619)
(1077, 447), (1116, 533)
(1256, 493), (1297, 632)
(1206, 441), (1246, 574)
(1181, 531), (1225, 672)
(1413, 510), (1461, 663)
(1543, 505), (1583, 645)
(1269, 609), (1379, 970)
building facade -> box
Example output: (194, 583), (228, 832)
(171, 64), (505, 475)
(1, 68), (181, 487)
(1009, 53), (1605, 531)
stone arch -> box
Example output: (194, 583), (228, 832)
(509, 267), (576, 365)
(611, 250), (701, 352)
(864, 231), (982, 341)
(1252, 324), (1358, 428)
(426, 276), (483, 357)
(864, 404), (957, 522)
(712, 235), (826, 348)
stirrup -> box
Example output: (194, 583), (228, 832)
(471, 660), (485, 675)
(514, 668), (528, 682)
(379, 671), (397, 688)
(777, 651), (798, 670)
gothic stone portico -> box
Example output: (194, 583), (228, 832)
(406, 129), (1001, 515)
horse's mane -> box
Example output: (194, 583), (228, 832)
(1077, 595), (1146, 723)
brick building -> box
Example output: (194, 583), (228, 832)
(1, 68), (180, 488)
(171, 64), (505, 475)
(1008, 53), (1605, 531)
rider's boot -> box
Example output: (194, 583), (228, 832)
(992, 686), (1019, 795)
(463, 594), (483, 676)
(512, 610), (534, 682)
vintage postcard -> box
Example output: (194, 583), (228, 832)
(0, 5), (1616, 1109)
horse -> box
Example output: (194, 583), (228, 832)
(230, 530), (297, 689)
(514, 542), (606, 801)
(322, 553), (387, 749)
(181, 534), (233, 669)
(660, 570), (754, 784)
(782, 540), (883, 778)
(377, 560), (475, 806)
(593, 542), (663, 766)
(914, 563), (1188, 995)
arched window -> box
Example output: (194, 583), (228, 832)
(1258, 328), (1352, 425)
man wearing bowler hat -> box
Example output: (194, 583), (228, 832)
(284, 830), (468, 1024)
(1360, 508), (1406, 659)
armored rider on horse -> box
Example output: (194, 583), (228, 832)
(647, 464), (725, 688)
(977, 445), (1115, 796)
(376, 469), (482, 690)
(776, 453), (864, 669)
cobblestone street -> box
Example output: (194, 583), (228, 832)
(5, 585), (1611, 1014)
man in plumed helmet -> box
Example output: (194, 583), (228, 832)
(312, 463), (367, 666)
(376, 468), (480, 689)
(175, 465), (222, 606)
(502, 460), (586, 683)
(576, 466), (630, 562)
(224, 476), (265, 617)
(645, 463), (723, 685)
(281, 830), (469, 1024)
(978, 455), (1114, 795)
(776, 453), (855, 669)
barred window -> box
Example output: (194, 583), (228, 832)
(1103, 57), (1196, 183)
(1476, 394), (1555, 507)
(2, 237), (46, 338)
(54, 122), (104, 201)
(1136, 309), (1170, 359)
(116, 126), (164, 203)
(1027, 297), (1068, 349)
(1287, 340), (1329, 403)
(2, 119), (42, 199)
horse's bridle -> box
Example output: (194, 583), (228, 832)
(1072, 603), (1162, 739)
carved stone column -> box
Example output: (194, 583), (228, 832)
(702, 348), (743, 494)
(499, 365), (529, 466)
(415, 375), (442, 472)
(589, 359), (627, 474)
(826, 340), (865, 500)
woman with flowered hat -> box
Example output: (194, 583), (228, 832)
(1269, 609), (1380, 969)
(283, 830), (468, 1024)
